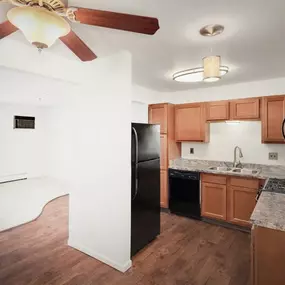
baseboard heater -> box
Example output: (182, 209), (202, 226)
(0, 173), (28, 184)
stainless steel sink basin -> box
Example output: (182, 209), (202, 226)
(209, 166), (232, 172)
(232, 168), (260, 175)
(209, 166), (260, 175)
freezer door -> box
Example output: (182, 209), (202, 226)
(131, 158), (160, 257)
(132, 123), (160, 163)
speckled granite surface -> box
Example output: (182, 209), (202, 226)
(169, 158), (285, 232)
(169, 158), (285, 179)
(251, 191), (285, 232)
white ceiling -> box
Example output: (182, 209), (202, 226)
(1, 0), (285, 92)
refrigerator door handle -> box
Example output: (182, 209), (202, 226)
(282, 119), (285, 139)
(132, 127), (139, 200)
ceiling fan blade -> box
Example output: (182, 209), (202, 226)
(72, 8), (159, 35)
(60, 30), (97, 62)
(0, 21), (18, 40)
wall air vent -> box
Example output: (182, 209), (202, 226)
(14, 116), (35, 129)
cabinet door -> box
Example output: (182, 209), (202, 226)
(230, 98), (260, 120)
(160, 170), (168, 208)
(149, 104), (168, 134)
(228, 186), (257, 227)
(201, 182), (227, 221)
(262, 96), (285, 143)
(206, 101), (230, 121)
(175, 103), (208, 142)
(160, 134), (168, 169)
(253, 226), (285, 285)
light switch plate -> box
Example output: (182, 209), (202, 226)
(269, 152), (278, 160)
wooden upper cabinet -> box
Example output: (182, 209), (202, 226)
(262, 96), (285, 143)
(206, 101), (230, 121)
(149, 104), (168, 134)
(175, 103), (209, 142)
(202, 182), (227, 221)
(230, 98), (260, 120)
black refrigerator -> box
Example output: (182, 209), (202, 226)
(131, 123), (161, 257)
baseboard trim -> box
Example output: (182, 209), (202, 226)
(160, 207), (170, 214)
(68, 238), (132, 273)
(202, 217), (251, 233)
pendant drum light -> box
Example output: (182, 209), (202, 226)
(203, 55), (221, 82)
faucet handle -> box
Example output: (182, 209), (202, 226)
(236, 162), (243, 169)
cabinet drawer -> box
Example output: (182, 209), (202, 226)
(202, 173), (227, 185)
(230, 176), (259, 189)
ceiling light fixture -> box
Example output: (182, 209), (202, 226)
(203, 55), (221, 82)
(173, 66), (229, 83)
(200, 24), (224, 37)
(173, 24), (229, 84)
(7, 6), (70, 50)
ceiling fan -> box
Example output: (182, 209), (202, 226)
(0, 0), (160, 61)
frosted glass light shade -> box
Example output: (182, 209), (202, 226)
(7, 7), (70, 49)
(203, 55), (221, 82)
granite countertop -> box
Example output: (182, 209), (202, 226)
(251, 191), (285, 232)
(169, 158), (285, 232)
(169, 158), (285, 179)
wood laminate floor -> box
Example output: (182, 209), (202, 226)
(0, 196), (251, 285)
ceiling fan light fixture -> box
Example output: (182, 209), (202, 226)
(7, 6), (70, 49)
(203, 55), (221, 82)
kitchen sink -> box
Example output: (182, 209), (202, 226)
(208, 166), (232, 172)
(208, 166), (260, 175)
(232, 168), (260, 175)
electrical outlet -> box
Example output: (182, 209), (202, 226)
(190, 148), (194, 154)
(269, 152), (278, 160)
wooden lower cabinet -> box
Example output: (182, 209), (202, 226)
(201, 174), (259, 227)
(201, 182), (227, 221)
(228, 186), (257, 227)
(160, 170), (168, 208)
(160, 134), (167, 169)
(252, 226), (285, 285)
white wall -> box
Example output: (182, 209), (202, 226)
(47, 52), (132, 272)
(132, 84), (165, 104)
(182, 122), (285, 165)
(160, 77), (285, 165)
(0, 103), (50, 178)
(132, 101), (148, 123)
(164, 77), (285, 104)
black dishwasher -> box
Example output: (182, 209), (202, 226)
(169, 169), (201, 220)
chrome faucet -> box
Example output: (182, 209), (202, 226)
(233, 146), (243, 168)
